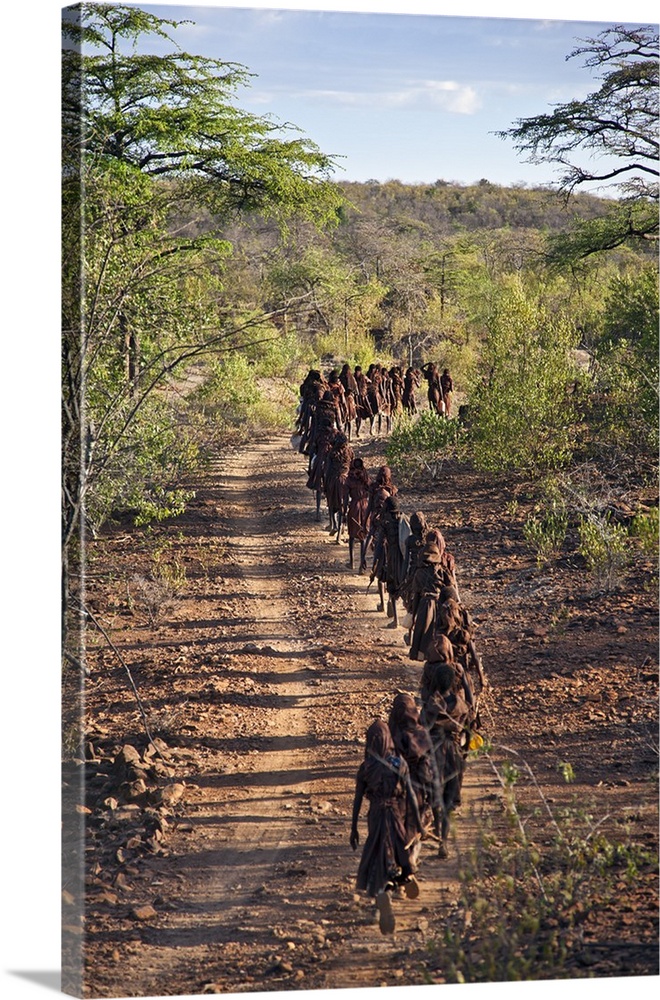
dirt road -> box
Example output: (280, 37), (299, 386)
(77, 432), (658, 997)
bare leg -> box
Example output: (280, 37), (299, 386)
(376, 580), (386, 613)
(387, 596), (399, 627)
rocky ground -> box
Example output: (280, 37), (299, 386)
(62, 430), (658, 998)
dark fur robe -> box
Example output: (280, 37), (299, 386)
(323, 438), (354, 517)
(388, 694), (439, 842)
(351, 720), (419, 897)
(420, 666), (470, 819)
(345, 464), (371, 541)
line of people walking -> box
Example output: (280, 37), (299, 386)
(292, 363), (486, 935)
(350, 487), (488, 934)
(294, 362), (454, 554)
(295, 360), (454, 453)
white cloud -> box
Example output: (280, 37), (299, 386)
(421, 80), (482, 114)
(252, 10), (290, 27)
(270, 80), (482, 114)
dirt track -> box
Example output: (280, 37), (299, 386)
(76, 432), (658, 997)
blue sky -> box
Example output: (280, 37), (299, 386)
(96, 1), (660, 190)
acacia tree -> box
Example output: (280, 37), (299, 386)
(62, 4), (342, 556)
(63, 4), (340, 219)
(61, 2), (346, 672)
(499, 24), (659, 262)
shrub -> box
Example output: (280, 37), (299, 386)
(386, 410), (466, 480)
(87, 392), (202, 533)
(630, 507), (659, 560)
(133, 487), (195, 528)
(242, 326), (312, 377)
(466, 279), (581, 473)
(190, 351), (296, 439)
(427, 752), (658, 983)
(578, 513), (631, 591)
(128, 542), (187, 625)
(591, 263), (659, 465)
(311, 329), (378, 371)
(522, 498), (568, 566)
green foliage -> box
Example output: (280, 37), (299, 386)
(193, 352), (258, 417)
(587, 263), (660, 464)
(190, 352), (294, 440)
(557, 761), (576, 784)
(428, 756), (658, 983)
(63, 4), (342, 225)
(578, 513), (631, 591)
(312, 330), (379, 371)
(133, 488), (194, 529)
(601, 264), (660, 350)
(265, 244), (386, 355)
(386, 410), (466, 481)
(337, 178), (616, 239)
(62, 3), (345, 555)
(242, 328), (308, 378)
(546, 202), (660, 267)
(85, 391), (202, 533)
(342, 330), (380, 370)
(467, 279), (582, 472)
(523, 495), (569, 566)
(630, 507), (659, 559)
(432, 338), (480, 384)
(501, 761), (520, 786)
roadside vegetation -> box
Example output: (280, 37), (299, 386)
(427, 746), (658, 982)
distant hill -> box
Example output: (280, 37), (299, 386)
(335, 178), (615, 237)
(168, 177), (618, 247)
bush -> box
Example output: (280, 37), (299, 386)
(523, 499), (569, 567)
(386, 410), (466, 480)
(578, 513), (631, 592)
(242, 326), (312, 378)
(427, 752), (658, 983)
(466, 279), (581, 473)
(191, 352), (302, 448)
(630, 507), (659, 560)
(311, 329), (378, 371)
(87, 392), (202, 533)
(591, 263), (659, 464)
(133, 487), (195, 528)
